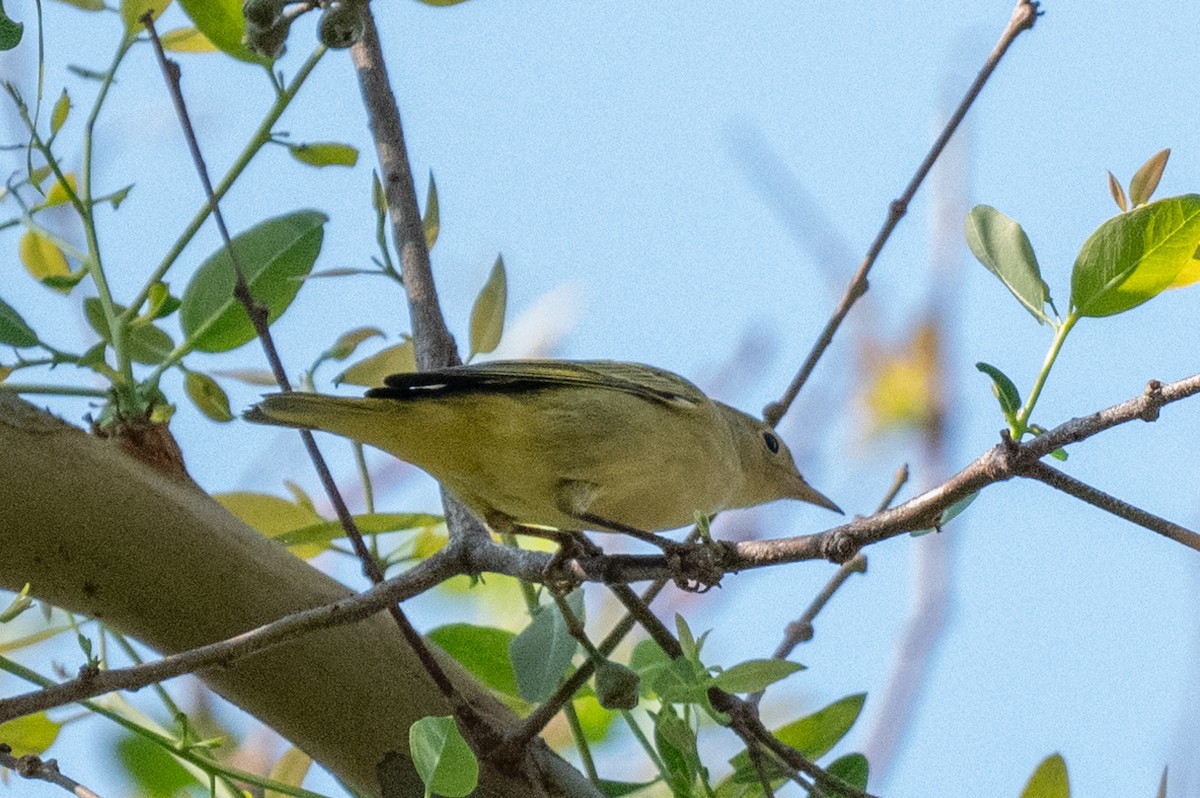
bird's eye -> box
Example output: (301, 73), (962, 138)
(762, 431), (780, 454)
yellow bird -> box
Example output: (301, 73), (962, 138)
(245, 360), (840, 537)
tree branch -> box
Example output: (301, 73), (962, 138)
(766, 0), (1040, 425)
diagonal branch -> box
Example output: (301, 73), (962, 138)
(766, 0), (1040, 426)
(1021, 460), (1200, 552)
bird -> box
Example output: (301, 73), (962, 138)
(245, 359), (840, 540)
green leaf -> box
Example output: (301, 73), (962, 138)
(175, 0), (269, 62)
(711, 659), (803, 695)
(777, 696), (864, 758)
(729, 694), (866, 783)
(288, 142), (359, 168)
(179, 210), (326, 353)
(323, 326), (385, 362)
(116, 732), (197, 798)
(409, 716), (479, 798)
(654, 705), (699, 795)
(84, 298), (175, 365)
(1107, 171), (1128, 213)
(975, 361), (1021, 422)
(50, 89), (70, 135)
(121, 0), (171, 40)
(371, 171), (385, 212)
(0, 712), (61, 756)
(468, 255), (506, 359)
(676, 613), (698, 661)
(1128, 149), (1170, 208)
(185, 371), (233, 422)
(423, 172), (440, 251)
(0, 298), (38, 347)
(274, 512), (442, 547)
(333, 340), (415, 387)
(965, 205), (1051, 324)
(596, 778), (662, 797)
(911, 491), (978, 537)
(429, 623), (520, 698)
(813, 753), (869, 798)
(1021, 753), (1069, 798)
(629, 638), (674, 698)
(55, 0), (105, 9)
(0, 1), (23, 50)
(509, 590), (582, 702)
(144, 282), (181, 320)
(651, 656), (711, 706)
(1070, 194), (1200, 317)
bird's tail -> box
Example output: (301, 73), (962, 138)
(245, 393), (400, 447)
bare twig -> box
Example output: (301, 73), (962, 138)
(0, 744), (104, 798)
(765, 0), (1039, 426)
(1022, 460), (1200, 552)
(348, 12), (458, 370)
(0, 550), (461, 725)
(141, 14), (473, 722)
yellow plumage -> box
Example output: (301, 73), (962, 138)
(245, 360), (839, 535)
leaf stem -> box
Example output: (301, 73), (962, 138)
(1014, 310), (1078, 434)
(81, 38), (136, 394)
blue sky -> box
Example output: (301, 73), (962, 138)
(3, 1), (1200, 796)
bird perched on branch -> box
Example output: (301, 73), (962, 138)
(245, 360), (840, 541)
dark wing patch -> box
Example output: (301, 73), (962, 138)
(366, 360), (705, 407)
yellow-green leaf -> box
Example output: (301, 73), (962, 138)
(121, 0), (172, 39)
(1070, 194), (1200, 317)
(19, 230), (71, 286)
(265, 746), (312, 798)
(288, 142), (359, 168)
(1169, 258), (1200, 289)
(468, 255), (506, 359)
(43, 172), (78, 207)
(177, 0), (269, 62)
(161, 26), (217, 52)
(215, 491), (327, 559)
(1021, 753), (1069, 798)
(53, 0), (105, 8)
(334, 340), (415, 387)
(324, 326), (386, 362)
(50, 89), (70, 135)
(0, 712), (61, 756)
(185, 371), (233, 422)
(423, 172), (440, 251)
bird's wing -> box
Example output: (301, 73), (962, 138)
(367, 360), (706, 406)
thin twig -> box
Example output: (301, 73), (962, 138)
(0, 745), (105, 798)
(140, 14), (472, 721)
(765, 0), (1040, 426)
(1022, 460), (1200, 552)
(348, 12), (458, 370)
(0, 550), (461, 725)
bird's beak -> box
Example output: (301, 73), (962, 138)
(792, 476), (843, 515)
